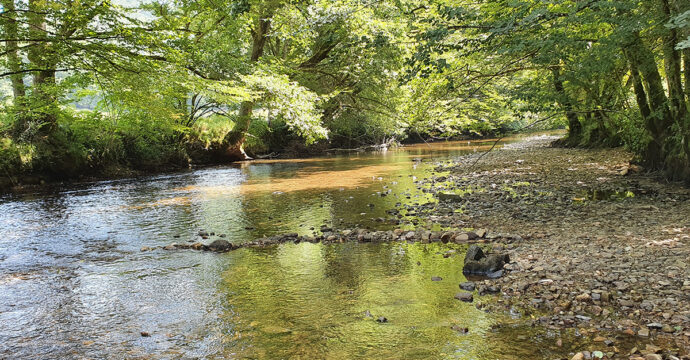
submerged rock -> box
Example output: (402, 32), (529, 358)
(455, 292), (474, 302)
(451, 325), (468, 333)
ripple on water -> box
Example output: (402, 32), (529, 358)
(0, 132), (589, 359)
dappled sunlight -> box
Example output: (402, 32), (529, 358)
(240, 163), (406, 194)
(125, 196), (194, 209)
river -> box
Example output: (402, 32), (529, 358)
(0, 134), (583, 359)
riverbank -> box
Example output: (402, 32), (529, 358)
(0, 130), (533, 195)
(442, 136), (690, 358)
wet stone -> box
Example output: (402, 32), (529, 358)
(459, 282), (476, 291)
(455, 292), (474, 302)
(206, 239), (233, 252)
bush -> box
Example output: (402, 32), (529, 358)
(0, 138), (21, 176)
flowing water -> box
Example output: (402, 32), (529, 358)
(0, 134), (586, 359)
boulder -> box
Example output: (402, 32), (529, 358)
(462, 245), (509, 276)
(464, 245), (485, 263)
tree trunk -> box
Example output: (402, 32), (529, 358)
(626, 49), (652, 121)
(222, 16), (271, 161)
(684, 49), (690, 104)
(625, 32), (674, 169)
(551, 67), (581, 145)
(1, 0), (25, 101)
(661, 0), (688, 121)
(26, 0), (58, 133)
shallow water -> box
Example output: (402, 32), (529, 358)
(0, 133), (584, 359)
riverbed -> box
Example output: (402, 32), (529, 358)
(1, 133), (596, 359)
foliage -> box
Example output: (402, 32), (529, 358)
(0, 0), (688, 184)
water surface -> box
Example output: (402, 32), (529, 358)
(0, 134), (581, 359)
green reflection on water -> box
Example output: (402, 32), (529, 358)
(219, 241), (503, 359)
(208, 240), (591, 359)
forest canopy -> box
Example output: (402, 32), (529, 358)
(0, 0), (689, 183)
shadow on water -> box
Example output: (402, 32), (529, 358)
(0, 132), (595, 359)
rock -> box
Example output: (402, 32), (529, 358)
(190, 242), (204, 250)
(206, 239), (234, 252)
(440, 232), (452, 243)
(486, 270), (503, 279)
(454, 233), (469, 242)
(575, 293), (592, 303)
(645, 322), (663, 329)
(140, 331), (151, 337)
(431, 276), (443, 281)
(140, 246), (152, 252)
(571, 353), (585, 360)
(644, 355), (662, 360)
(451, 325), (468, 333)
(459, 282), (476, 291)
(464, 245), (485, 263)
(463, 254), (509, 275)
(638, 328), (650, 337)
(377, 316), (387, 323)
(163, 244), (177, 250)
(661, 324), (674, 333)
(438, 193), (463, 202)
(455, 292), (474, 302)
(478, 285), (501, 295)
(364, 310), (372, 318)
